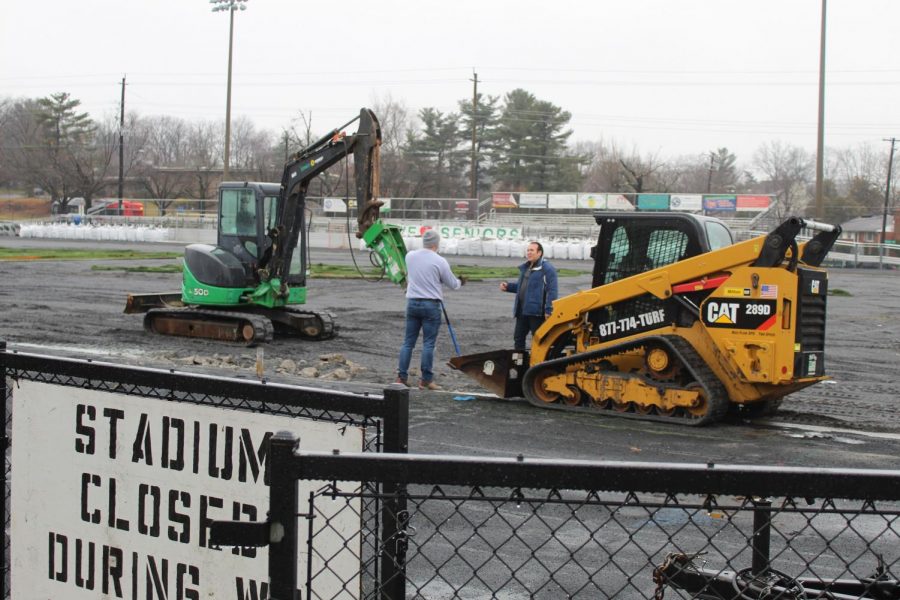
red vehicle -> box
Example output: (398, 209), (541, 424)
(87, 199), (144, 216)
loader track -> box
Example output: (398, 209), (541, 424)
(521, 335), (730, 426)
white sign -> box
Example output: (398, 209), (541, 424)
(577, 193), (607, 209)
(323, 197), (347, 213)
(519, 193), (547, 208)
(547, 194), (577, 209)
(401, 224), (524, 240)
(606, 194), (636, 211)
(11, 381), (363, 599)
(670, 194), (703, 212)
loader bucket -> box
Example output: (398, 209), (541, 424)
(448, 349), (528, 399)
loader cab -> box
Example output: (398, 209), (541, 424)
(591, 212), (733, 287)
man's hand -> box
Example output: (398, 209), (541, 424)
(459, 275), (469, 286)
(499, 281), (508, 291)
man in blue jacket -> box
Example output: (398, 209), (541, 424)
(500, 241), (559, 350)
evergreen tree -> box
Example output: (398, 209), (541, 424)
(403, 108), (467, 198)
(491, 89), (582, 191)
(457, 93), (500, 196)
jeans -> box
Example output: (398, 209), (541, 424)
(397, 299), (443, 382)
(514, 314), (545, 350)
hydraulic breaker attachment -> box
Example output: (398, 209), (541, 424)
(448, 349), (528, 398)
(362, 220), (408, 284)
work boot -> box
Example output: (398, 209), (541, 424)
(418, 380), (440, 391)
(395, 377), (410, 387)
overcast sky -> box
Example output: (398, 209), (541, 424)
(2, 0), (898, 162)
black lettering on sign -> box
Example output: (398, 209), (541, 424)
(48, 531), (67, 582)
(236, 577), (270, 600)
(239, 430), (271, 484)
(81, 472), (101, 524)
(75, 538), (96, 590)
(162, 416), (186, 471)
(168, 489), (191, 544)
(138, 483), (162, 538)
(230, 501), (258, 558)
(177, 563), (200, 600)
(103, 407), (125, 460)
(108, 476), (131, 531)
(200, 495), (224, 549)
(102, 544), (123, 597)
(132, 413), (153, 466)
(145, 556), (168, 600)
(75, 404), (95, 455)
(208, 424), (234, 481)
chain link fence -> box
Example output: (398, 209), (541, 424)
(267, 447), (899, 600)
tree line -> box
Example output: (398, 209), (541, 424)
(0, 90), (893, 223)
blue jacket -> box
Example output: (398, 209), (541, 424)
(504, 258), (559, 317)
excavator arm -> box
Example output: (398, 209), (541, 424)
(264, 108), (406, 290)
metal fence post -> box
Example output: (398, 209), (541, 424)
(380, 386), (409, 599)
(751, 498), (772, 575)
(268, 432), (300, 600)
(1, 340), (7, 598)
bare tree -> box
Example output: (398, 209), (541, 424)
(370, 94), (415, 197)
(752, 141), (814, 220)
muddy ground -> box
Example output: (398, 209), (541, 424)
(2, 238), (899, 468)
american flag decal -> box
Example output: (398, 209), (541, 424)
(760, 284), (778, 298)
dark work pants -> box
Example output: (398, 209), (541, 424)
(514, 314), (545, 350)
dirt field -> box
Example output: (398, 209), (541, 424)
(2, 238), (899, 468)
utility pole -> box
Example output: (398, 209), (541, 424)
(117, 75), (126, 216)
(814, 0), (827, 219)
(880, 137), (896, 269)
(470, 71), (478, 203)
(706, 152), (715, 193)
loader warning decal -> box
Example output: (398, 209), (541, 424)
(702, 299), (778, 330)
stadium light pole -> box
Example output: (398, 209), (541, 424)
(211, 0), (248, 182)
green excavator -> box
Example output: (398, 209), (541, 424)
(125, 108), (406, 344)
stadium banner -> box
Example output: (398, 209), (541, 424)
(492, 192), (518, 208)
(547, 194), (577, 209)
(11, 381), (363, 599)
(736, 195), (771, 212)
(703, 194), (737, 211)
(519, 193), (548, 208)
(323, 197), (347, 213)
(670, 194), (703, 212)
(400, 224), (523, 240)
(636, 193), (670, 211)
(577, 193), (607, 209)
(607, 194), (636, 211)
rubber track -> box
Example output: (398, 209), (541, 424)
(144, 308), (275, 345)
(280, 308), (336, 340)
(521, 335), (730, 426)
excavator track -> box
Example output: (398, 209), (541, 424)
(268, 308), (336, 341)
(143, 308), (275, 346)
(521, 335), (730, 426)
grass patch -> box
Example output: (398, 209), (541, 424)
(0, 247), (181, 261)
(92, 264), (183, 273)
(87, 261), (590, 279)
